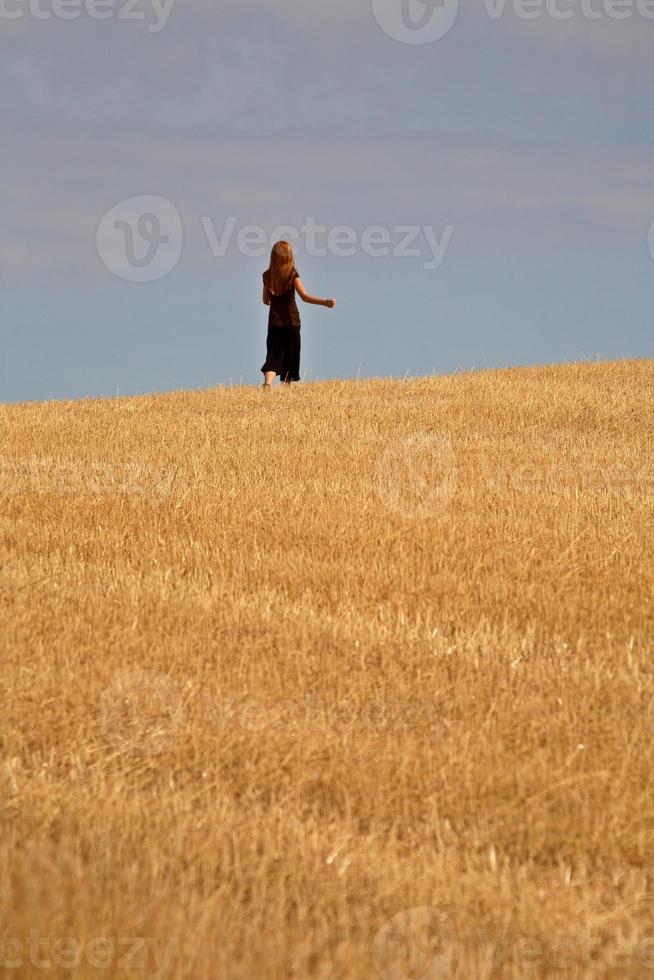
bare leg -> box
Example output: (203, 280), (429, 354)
(263, 372), (275, 388)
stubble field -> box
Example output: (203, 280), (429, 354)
(1, 358), (653, 979)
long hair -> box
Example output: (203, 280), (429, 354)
(266, 241), (295, 297)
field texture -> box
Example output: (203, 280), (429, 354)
(1, 359), (653, 979)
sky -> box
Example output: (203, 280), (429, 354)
(1, 0), (653, 402)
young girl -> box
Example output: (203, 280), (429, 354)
(261, 241), (336, 387)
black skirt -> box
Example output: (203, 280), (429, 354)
(261, 323), (301, 382)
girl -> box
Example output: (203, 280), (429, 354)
(261, 241), (336, 387)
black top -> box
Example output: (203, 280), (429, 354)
(263, 268), (301, 327)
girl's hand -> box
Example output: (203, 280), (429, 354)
(325, 299), (336, 309)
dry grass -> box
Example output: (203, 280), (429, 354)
(1, 358), (653, 979)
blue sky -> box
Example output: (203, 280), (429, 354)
(1, 0), (653, 401)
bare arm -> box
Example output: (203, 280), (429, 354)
(294, 278), (336, 308)
(262, 283), (271, 306)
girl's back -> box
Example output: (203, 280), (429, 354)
(263, 267), (301, 327)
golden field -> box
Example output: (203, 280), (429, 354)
(1, 358), (653, 979)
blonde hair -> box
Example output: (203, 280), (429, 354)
(266, 241), (295, 297)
